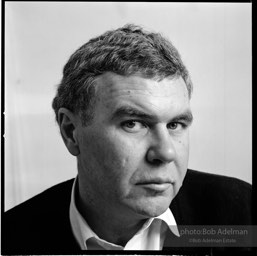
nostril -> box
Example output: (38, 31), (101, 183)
(146, 145), (175, 164)
(147, 158), (163, 166)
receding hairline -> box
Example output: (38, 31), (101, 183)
(89, 71), (189, 98)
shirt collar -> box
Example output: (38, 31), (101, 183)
(69, 176), (180, 250)
(69, 176), (96, 249)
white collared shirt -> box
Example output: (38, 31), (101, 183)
(69, 176), (180, 250)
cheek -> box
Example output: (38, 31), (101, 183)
(174, 134), (189, 182)
(82, 129), (142, 179)
(103, 137), (148, 195)
(176, 134), (190, 160)
(102, 130), (144, 163)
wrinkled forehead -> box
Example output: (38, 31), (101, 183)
(94, 72), (189, 100)
(91, 73), (191, 124)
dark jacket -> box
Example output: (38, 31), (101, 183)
(2, 169), (253, 255)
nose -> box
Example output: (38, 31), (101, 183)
(146, 126), (176, 165)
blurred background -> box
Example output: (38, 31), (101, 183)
(5, 2), (252, 211)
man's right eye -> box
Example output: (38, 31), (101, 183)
(121, 120), (147, 133)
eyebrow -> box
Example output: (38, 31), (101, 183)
(172, 111), (193, 124)
(112, 105), (193, 124)
(112, 106), (152, 120)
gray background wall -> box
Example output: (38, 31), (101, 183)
(5, 2), (252, 211)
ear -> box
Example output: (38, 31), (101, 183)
(58, 108), (80, 156)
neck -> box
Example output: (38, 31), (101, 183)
(76, 180), (146, 246)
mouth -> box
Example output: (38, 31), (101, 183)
(137, 183), (171, 192)
(136, 179), (174, 192)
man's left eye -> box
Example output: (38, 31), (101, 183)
(121, 120), (146, 133)
(167, 122), (184, 130)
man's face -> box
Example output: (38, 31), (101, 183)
(76, 72), (192, 221)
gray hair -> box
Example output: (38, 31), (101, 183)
(52, 24), (193, 126)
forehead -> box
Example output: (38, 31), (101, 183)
(94, 72), (190, 118)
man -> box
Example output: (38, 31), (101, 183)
(3, 24), (252, 254)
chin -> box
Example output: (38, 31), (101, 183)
(134, 198), (171, 218)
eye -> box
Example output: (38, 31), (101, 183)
(167, 122), (185, 130)
(121, 120), (147, 133)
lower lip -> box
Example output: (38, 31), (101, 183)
(138, 183), (171, 192)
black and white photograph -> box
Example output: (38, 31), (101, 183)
(2, 2), (253, 254)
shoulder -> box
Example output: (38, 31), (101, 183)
(171, 169), (252, 225)
(184, 169), (251, 197)
(4, 178), (75, 218)
(3, 178), (78, 254)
